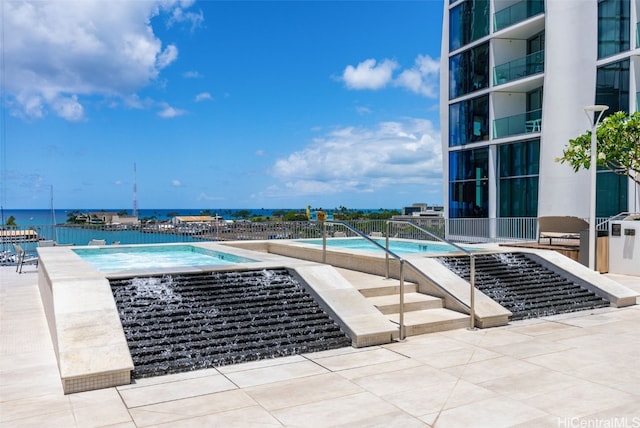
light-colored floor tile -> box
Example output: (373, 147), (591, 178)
(432, 396), (548, 428)
(69, 387), (133, 427)
(336, 355), (424, 381)
(486, 337), (572, 359)
(478, 368), (589, 401)
(442, 355), (540, 384)
(146, 405), (283, 428)
(129, 389), (256, 427)
(380, 379), (497, 417)
(118, 373), (237, 408)
(0, 393), (72, 425)
(418, 346), (501, 369)
(310, 347), (408, 372)
(118, 368), (221, 390)
(270, 391), (402, 427)
(525, 383), (637, 419)
(216, 354), (306, 374)
(222, 360), (329, 388)
(245, 372), (363, 410)
(353, 364), (460, 396)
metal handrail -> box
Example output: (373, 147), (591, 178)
(386, 220), (477, 330)
(321, 221), (407, 340)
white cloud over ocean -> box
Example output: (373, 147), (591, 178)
(3, 0), (201, 121)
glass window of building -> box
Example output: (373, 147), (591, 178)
(449, 42), (489, 99)
(596, 170), (628, 217)
(449, 95), (489, 147)
(449, 0), (489, 52)
(595, 59), (629, 217)
(449, 148), (489, 218)
(597, 0), (629, 59)
(498, 140), (540, 217)
(596, 59), (629, 115)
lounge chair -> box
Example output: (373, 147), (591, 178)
(333, 231), (347, 237)
(88, 239), (107, 246)
(13, 243), (39, 273)
(538, 216), (589, 245)
(370, 231), (384, 237)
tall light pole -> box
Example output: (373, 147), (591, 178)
(583, 105), (609, 271)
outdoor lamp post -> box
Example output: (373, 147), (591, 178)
(583, 104), (609, 271)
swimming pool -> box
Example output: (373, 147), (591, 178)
(299, 238), (470, 255)
(73, 245), (258, 272)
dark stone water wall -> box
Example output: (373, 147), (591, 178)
(110, 269), (352, 379)
(437, 252), (609, 320)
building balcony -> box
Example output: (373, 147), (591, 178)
(494, 50), (544, 86)
(494, 0), (545, 32)
(493, 109), (542, 139)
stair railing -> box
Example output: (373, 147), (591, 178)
(322, 221), (407, 340)
(386, 220), (477, 330)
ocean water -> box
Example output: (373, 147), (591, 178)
(0, 208), (292, 226)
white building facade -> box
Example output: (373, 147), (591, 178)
(440, 0), (640, 235)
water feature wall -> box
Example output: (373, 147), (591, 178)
(109, 268), (352, 379)
(437, 252), (610, 320)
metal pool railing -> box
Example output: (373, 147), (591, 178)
(387, 220), (477, 331)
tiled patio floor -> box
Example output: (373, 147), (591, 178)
(1, 265), (638, 427)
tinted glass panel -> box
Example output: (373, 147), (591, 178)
(449, 148), (489, 218)
(596, 59), (629, 115)
(449, 0), (489, 52)
(449, 43), (489, 99)
(598, 0), (630, 59)
(449, 95), (489, 146)
(596, 170), (628, 217)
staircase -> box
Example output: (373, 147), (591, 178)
(336, 268), (469, 336)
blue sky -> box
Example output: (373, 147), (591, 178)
(1, 0), (444, 210)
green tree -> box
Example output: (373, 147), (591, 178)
(5, 216), (17, 226)
(233, 210), (251, 219)
(559, 111), (640, 185)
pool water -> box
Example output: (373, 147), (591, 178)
(73, 245), (257, 272)
(300, 238), (469, 254)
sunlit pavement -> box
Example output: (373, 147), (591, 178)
(1, 265), (639, 427)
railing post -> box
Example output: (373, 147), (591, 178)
(469, 254), (477, 330)
(399, 259), (405, 341)
(385, 221), (390, 279)
(322, 222), (327, 264)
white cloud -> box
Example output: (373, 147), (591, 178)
(342, 54), (440, 98)
(342, 59), (398, 90)
(183, 71), (203, 79)
(171, 179), (182, 187)
(269, 118), (441, 198)
(4, 1), (200, 121)
(156, 44), (178, 69)
(394, 55), (440, 97)
(195, 92), (213, 102)
(197, 192), (223, 201)
(158, 104), (186, 118)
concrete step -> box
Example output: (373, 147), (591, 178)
(335, 268), (418, 297)
(336, 267), (469, 336)
(366, 292), (443, 314)
(387, 308), (470, 336)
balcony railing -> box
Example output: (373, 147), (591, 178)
(494, 50), (544, 86)
(0, 216), (616, 263)
(494, 0), (544, 32)
(493, 108), (542, 139)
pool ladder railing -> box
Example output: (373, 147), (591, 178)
(321, 221), (477, 339)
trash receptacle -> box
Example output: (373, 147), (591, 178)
(579, 229), (609, 273)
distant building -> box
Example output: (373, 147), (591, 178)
(87, 212), (139, 225)
(170, 216), (224, 225)
(401, 203), (444, 217)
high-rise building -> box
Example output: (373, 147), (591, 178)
(440, 0), (639, 234)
